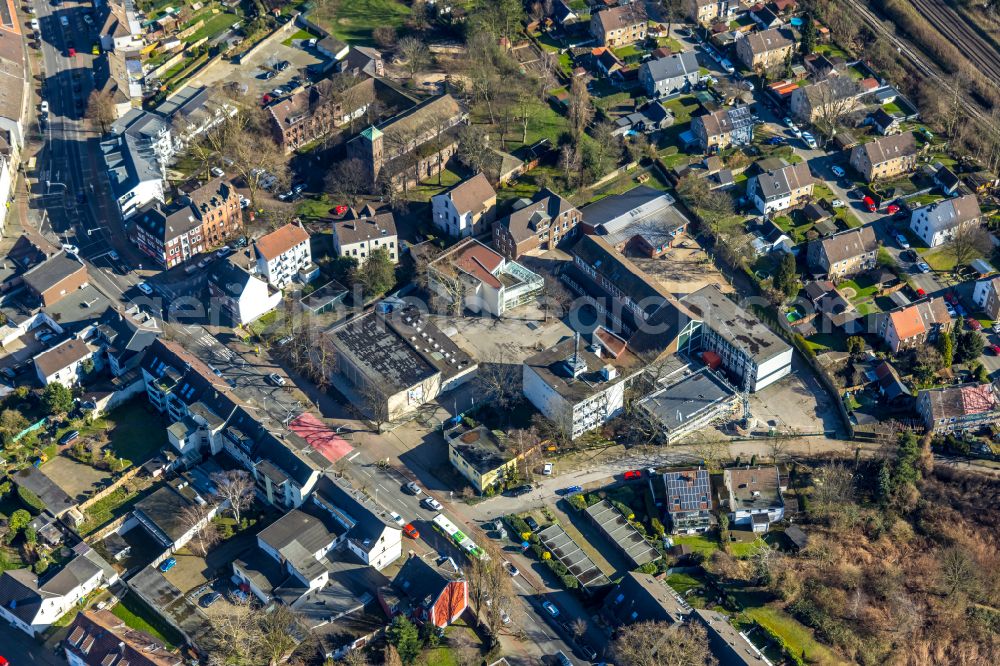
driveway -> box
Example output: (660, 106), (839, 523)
(0, 621), (62, 665)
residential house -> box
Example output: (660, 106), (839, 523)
(22, 252), (89, 306)
(873, 360), (910, 404)
(688, 0), (737, 24)
(639, 51), (701, 98)
(98, 1), (143, 53)
(747, 161), (815, 214)
(612, 101), (674, 137)
(33, 338), (100, 388)
(735, 28), (794, 71)
(331, 208), (398, 266)
(431, 173), (497, 238)
(661, 468), (712, 533)
(590, 5), (648, 47)
(749, 216), (794, 256)
(208, 257), (282, 325)
(917, 383), (1000, 433)
(445, 424), (536, 494)
(582, 186), (692, 257)
(325, 305), (477, 422)
(346, 95), (465, 191)
(0, 18), (28, 150)
(132, 472), (222, 554)
(973, 275), (1000, 320)
(427, 238), (543, 317)
(694, 609), (774, 665)
(721, 466), (784, 532)
(492, 188), (581, 258)
(691, 106), (754, 153)
(553, 0), (579, 25)
(603, 572), (686, 628)
(878, 297), (952, 352)
(182, 176), (243, 249)
(95, 306), (160, 376)
(0, 546), (117, 636)
(0, 133), (14, 237)
(909, 194), (983, 248)
(380, 554), (468, 629)
(522, 334), (645, 440)
(849, 132), (918, 182)
(64, 610), (181, 666)
(870, 108), (901, 136)
(592, 47), (625, 79)
(934, 165), (962, 196)
(751, 5), (782, 29)
(255, 221), (316, 289)
(788, 79), (861, 123)
(807, 225), (879, 279)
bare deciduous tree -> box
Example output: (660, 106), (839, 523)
(567, 77), (593, 142)
(947, 223), (992, 269)
(359, 381), (390, 432)
(179, 502), (220, 556)
(468, 543), (516, 645)
(398, 36), (430, 82)
(324, 158), (370, 209)
(475, 348), (523, 413)
(809, 75), (861, 140)
(85, 90), (117, 134)
(612, 620), (716, 666)
(211, 470), (255, 523)
(211, 599), (309, 666)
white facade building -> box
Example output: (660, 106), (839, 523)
(909, 194), (983, 248)
(254, 222), (314, 289)
(331, 209), (398, 267)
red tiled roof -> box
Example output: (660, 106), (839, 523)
(453, 243), (503, 289)
(255, 223), (310, 261)
(890, 306), (925, 340)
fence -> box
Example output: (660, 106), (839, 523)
(86, 513), (137, 543)
(77, 466), (144, 513)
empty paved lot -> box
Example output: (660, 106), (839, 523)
(632, 237), (734, 298)
(43, 455), (111, 503)
(194, 39), (326, 98)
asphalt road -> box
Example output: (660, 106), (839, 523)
(0, 621), (62, 666)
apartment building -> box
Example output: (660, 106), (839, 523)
(492, 188), (581, 258)
(807, 225), (879, 279)
(917, 383), (1000, 433)
(691, 106), (754, 153)
(909, 194), (983, 248)
(431, 173), (497, 238)
(332, 207), (398, 266)
(254, 222), (314, 289)
(747, 161), (815, 214)
(687, 0), (736, 24)
(427, 238), (543, 316)
(590, 5), (648, 47)
(850, 132), (918, 182)
(735, 28), (794, 71)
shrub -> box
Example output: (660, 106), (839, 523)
(17, 486), (46, 513)
(559, 573), (578, 589)
(506, 514), (530, 536)
(611, 499), (634, 521)
(566, 494), (588, 511)
(651, 518), (666, 538)
(541, 551), (552, 560)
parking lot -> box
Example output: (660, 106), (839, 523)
(747, 356), (840, 436)
(42, 455), (111, 502)
(194, 38), (327, 100)
(433, 305), (575, 363)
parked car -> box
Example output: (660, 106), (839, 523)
(556, 485), (583, 496)
(67, 47), (76, 57)
(901, 249), (918, 262)
(159, 557), (177, 573)
(200, 592), (222, 608)
(421, 496), (443, 511)
(60, 15), (68, 26)
(0, 367), (15, 380)
(109, 250), (120, 261)
(990, 344), (1000, 355)
(720, 58), (735, 73)
(966, 316), (983, 331)
(887, 203), (901, 215)
(766, 136), (786, 146)
(31, 18), (40, 31)
(267, 373), (286, 386)
(830, 199), (845, 208)
(404, 482), (422, 495)
(541, 601), (560, 618)
(945, 303), (957, 317)
(801, 132), (818, 149)
(863, 195), (877, 213)
(210, 166), (225, 177)
(83, 14), (92, 25)
(741, 80), (755, 91)
(782, 117), (794, 127)
(403, 523), (420, 539)
(505, 484), (532, 497)
(895, 233), (910, 249)
(956, 304), (968, 317)
(789, 126), (802, 138)
(389, 512), (405, 527)
(503, 561), (519, 577)
(542, 462), (553, 475)
(137, 282), (154, 295)
(917, 261), (931, 273)
(623, 469), (643, 480)
(831, 165), (846, 177)
(524, 516), (540, 532)
(59, 430), (79, 445)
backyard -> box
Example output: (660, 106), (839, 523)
(112, 592), (184, 650)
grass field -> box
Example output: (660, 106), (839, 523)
(922, 245), (967, 272)
(78, 484), (149, 536)
(674, 533), (720, 556)
(58, 402), (167, 464)
(739, 602), (844, 665)
(666, 572), (703, 594)
(112, 593), (183, 650)
(186, 11), (238, 44)
(312, 0), (412, 45)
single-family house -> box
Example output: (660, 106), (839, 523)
(446, 424), (536, 494)
(870, 108), (901, 136)
(973, 275), (1000, 320)
(332, 207), (398, 266)
(691, 106), (754, 153)
(65, 609), (181, 666)
(746, 161), (814, 214)
(431, 173), (497, 238)
(934, 165), (962, 195)
(688, 0), (737, 25)
(380, 554), (468, 629)
(721, 466), (784, 532)
(208, 257), (282, 325)
(33, 338), (101, 387)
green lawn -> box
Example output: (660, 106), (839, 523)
(77, 485), (148, 536)
(312, 0), (412, 45)
(296, 196), (335, 220)
(739, 603), (844, 665)
(666, 572), (704, 594)
(185, 10), (239, 44)
(674, 533), (720, 557)
(805, 332), (848, 353)
(409, 168), (464, 203)
(922, 246), (964, 272)
(661, 95), (699, 125)
(839, 275), (879, 301)
(729, 538), (767, 558)
(0, 545), (26, 574)
(282, 28), (317, 47)
(112, 593), (183, 650)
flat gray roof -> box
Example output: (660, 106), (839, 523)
(639, 368), (736, 434)
(536, 523), (611, 588)
(583, 500), (660, 567)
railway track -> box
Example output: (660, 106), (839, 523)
(907, 0), (1000, 84)
(844, 0), (998, 131)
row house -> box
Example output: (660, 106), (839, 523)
(850, 132), (918, 182)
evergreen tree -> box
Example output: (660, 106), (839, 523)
(386, 616), (422, 665)
(799, 13), (816, 56)
(937, 332), (954, 367)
